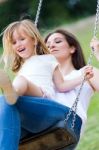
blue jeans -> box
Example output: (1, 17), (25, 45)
(0, 96), (20, 150)
(0, 95), (82, 150)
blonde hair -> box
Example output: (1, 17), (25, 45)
(2, 19), (49, 72)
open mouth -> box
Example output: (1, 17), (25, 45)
(18, 48), (25, 52)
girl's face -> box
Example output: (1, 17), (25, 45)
(12, 27), (35, 59)
(46, 33), (75, 60)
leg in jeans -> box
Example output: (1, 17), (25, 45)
(0, 96), (21, 150)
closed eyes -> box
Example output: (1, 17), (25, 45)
(46, 38), (64, 48)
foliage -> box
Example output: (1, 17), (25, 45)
(67, 0), (97, 16)
(0, 0), (31, 29)
(0, 0), (97, 31)
(0, 0), (32, 44)
(0, 0), (98, 46)
(38, 0), (97, 29)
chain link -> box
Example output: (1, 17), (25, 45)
(93, 0), (99, 38)
(64, 0), (99, 130)
(35, 0), (43, 27)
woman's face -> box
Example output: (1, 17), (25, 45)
(11, 27), (35, 59)
(46, 33), (75, 60)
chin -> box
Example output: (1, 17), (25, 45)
(53, 53), (60, 58)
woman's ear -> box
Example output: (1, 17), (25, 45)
(70, 46), (76, 54)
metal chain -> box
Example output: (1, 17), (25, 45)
(35, 0), (43, 27)
(64, 0), (99, 130)
(93, 0), (99, 38)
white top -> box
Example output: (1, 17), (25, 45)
(13, 54), (58, 98)
(53, 69), (94, 135)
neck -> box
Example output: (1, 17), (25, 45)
(57, 58), (75, 76)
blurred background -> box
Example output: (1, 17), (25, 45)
(0, 0), (99, 150)
(0, 0), (97, 34)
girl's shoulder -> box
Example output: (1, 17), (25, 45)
(39, 54), (56, 59)
(37, 54), (58, 62)
(64, 69), (82, 80)
(24, 54), (57, 62)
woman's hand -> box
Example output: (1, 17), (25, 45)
(90, 38), (99, 61)
(82, 65), (94, 80)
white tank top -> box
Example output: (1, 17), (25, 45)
(54, 69), (94, 135)
(13, 54), (58, 98)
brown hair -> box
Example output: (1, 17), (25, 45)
(45, 29), (86, 69)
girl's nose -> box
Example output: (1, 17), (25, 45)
(16, 41), (21, 47)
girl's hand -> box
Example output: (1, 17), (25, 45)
(90, 38), (99, 61)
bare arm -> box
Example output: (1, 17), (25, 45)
(90, 39), (99, 91)
(89, 67), (99, 92)
(90, 38), (99, 61)
(53, 66), (93, 92)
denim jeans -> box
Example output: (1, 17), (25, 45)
(0, 95), (82, 150)
(0, 96), (20, 150)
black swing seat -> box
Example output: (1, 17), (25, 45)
(17, 96), (82, 150)
(19, 126), (76, 150)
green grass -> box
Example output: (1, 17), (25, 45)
(76, 93), (99, 149)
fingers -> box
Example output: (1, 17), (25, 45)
(90, 38), (99, 61)
(85, 71), (94, 80)
(90, 38), (99, 50)
(84, 65), (94, 80)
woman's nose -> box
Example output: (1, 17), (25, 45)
(49, 43), (55, 49)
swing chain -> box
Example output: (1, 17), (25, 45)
(64, 77), (85, 129)
(65, 0), (99, 130)
(88, 0), (99, 66)
(93, 0), (99, 38)
(35, 0), (43, 27)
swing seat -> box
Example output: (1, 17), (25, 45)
(17, 96), (82, 150)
